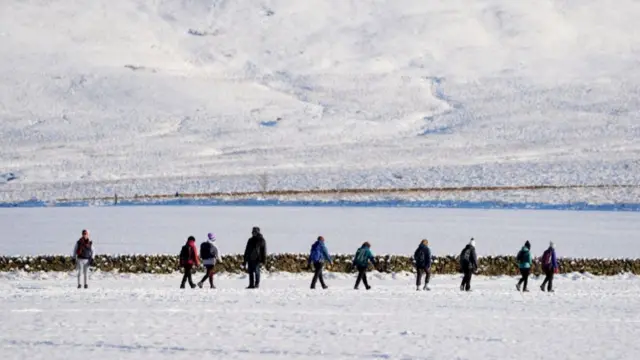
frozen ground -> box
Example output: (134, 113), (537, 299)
(1, 271), (639, 360)
(2, 207), (640, 258)
(1, 0), (640, 203)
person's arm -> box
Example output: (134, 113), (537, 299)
(322, 243), (332, 264)
(426, 248), (432, 269)
(72, 242), (78, 259)
(260, 239), (267, 264)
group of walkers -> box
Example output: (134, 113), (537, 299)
(71, 228), (560, 292)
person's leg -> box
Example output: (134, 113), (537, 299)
(416, 268), (423, 289)
(208, 266), (215, 288)
(318, 263), (327, 288)
(76, 260), (82, 287)
(547, 269), (554, 291)
(465, 270), (472, 291)
(185, 265), (195, 287)
(255, 264), (261, 288)
(424, 268), (431, 290)
(541, 268), (549, 290)
(362, 268), (370, 289)
(311, 262), (320, 289)
(355, 267), (363, 289)
(180, 266), (189, 288)
(248, 262), (256, 288)
(523, 268), (530, 291)
(82, 260), (89, 287)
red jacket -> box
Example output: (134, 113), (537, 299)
(187, 239), (200, 266)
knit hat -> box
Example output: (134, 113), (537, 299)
(525, 240), (531, 249)
(549, 241), (555, 249)
(252, 226), (261, 236)
(469, 238), (475, 247)
(208, 233), (216, 241)
(187, 235), (195, 242)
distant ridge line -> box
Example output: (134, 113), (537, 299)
(52, 184), (639, 203)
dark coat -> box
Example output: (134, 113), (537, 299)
(414, 244), (432, 269)
(244, 234), (267, 264)
(459, 244), (478, 271)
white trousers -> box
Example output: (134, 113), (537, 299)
(76, 259), (90, 285)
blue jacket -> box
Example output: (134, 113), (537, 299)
(414, 244), (432, 269)
(353, 246), (375, 267)
(309, 241), (332, 264)
(517, 247), (533, 269)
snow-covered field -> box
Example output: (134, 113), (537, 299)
(1, 271), (639, 360)
(2, 0), (640, 203)
(2, 206), (640, 258)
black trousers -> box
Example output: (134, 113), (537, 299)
(355, 266), (370, 289)
(311, 262), (327, 289)
(541, 268), (554, 290)
(461, 268), (473, 291)
(199, 265), (215, 287)
(180, 265), (195, 288)
(517, 268), (531, 290)
(416, 267), (431, 287)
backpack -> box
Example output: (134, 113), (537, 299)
(310, 242), (323, 263)
(200, 242), (214, 260)
(541, 249), (552, 267)
(76, 239), (92, 259)
(460, 247), (471, 263)
(355, 248), (369, 266)
(414, 247), (425, 265)
(516, 249), (527, 263)
(179, 244), (193, 266)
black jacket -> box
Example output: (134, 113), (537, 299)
(244, 234), (267, 264)
(414, 244), (432, 269)
(459, 245), (478, 271)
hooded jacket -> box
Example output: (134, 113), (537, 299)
(459, 244), (478, 271)
(414, 243), (432, 269)
(185, 238), (200, 266)
(200, 239), (220, 266)
(517, 246), (533, 269)
(309, 240), (332, 264)
(73, 238), (94, 260)
(244, 233), (267, 264)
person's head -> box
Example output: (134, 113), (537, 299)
(421, 239), (429, 246)
(525, 240), (531, 250)
(549, 241), (555, 249)
(208, 233), (216, 242)
(81, 229), (89, 239)
(317, 236), (325, 242)
(252, 226), (261, 236)
(362, 241), (371, 248)
(469, 237), (475, 247)
(187, 235), (195, 242)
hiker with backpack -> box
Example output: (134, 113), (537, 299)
(516, 240), (533, 292)
(309, 236), (332, 289)
(459, 238), (477, 291)
(353, 242), (376, 290)
(72, 229), (94, 289)
(243, 226), (267, 289)
(179, 236), (200, 289)
(540, 241), (559, 292)
(414, 239), (432, 291)
(198, 233), (220, 289)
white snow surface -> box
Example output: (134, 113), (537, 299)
(2, 207), (640, 258)
(1, 271), (639, 360)
(1, 0), (640, 202)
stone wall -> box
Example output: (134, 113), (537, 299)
(1, 254), (639, 275)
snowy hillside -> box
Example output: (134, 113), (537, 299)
(1, 0), (640, 202)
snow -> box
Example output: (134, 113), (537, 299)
(2, 206), (639, 258)
(1, 0), (640, 203)
(1, 271), (639, 360)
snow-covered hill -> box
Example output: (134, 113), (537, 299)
(1, 0), (639, 202)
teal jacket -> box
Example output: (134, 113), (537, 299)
(353, 246), (375, 267)
(518, 247), (533, 269)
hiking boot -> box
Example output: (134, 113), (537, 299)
(516, 283), (521, 291)
(354, 286), (359, 290)
(547, 289), (555, 293)
(246, 286), (255, 289)
(424, 285), (431, 291)
(460, 285), (464, 291)
(190, 284), (197, 289)
(540, 284), (545, 292)
(416, 286), (421, 291)
(523, 289), (529, 292)
(77, 284), (82, 289)
(322, 285), (328, 290)
(211, 285), (217, 289)
(180, 285), (185, 289)
(84, 284), (88, 289)
(197, 282), (203, 289)
(365, 286), (371, 290)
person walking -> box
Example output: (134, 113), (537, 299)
(516, 240), (533, 292)
(179, 236), (200, 289)
(459, 238), (477, 291)
(198, 233), (220, 289)
(72, 229), (94, 289)
(309, 236), (332, 289)
(540, 241), (559, 292)
(243, 226), (267, 289)
(414, 239), (432, 291)
(353, 242), (376, 290)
